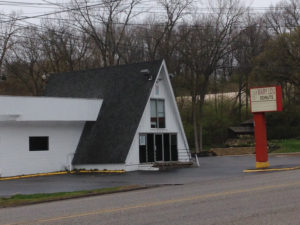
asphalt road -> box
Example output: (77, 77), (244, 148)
(1, 154), (300, 197)
(1, 167), (300, 225)
(1, 155), (300, 224)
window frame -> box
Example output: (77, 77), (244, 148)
(150, 99), (166, 128)
(29, 136), (49, 151)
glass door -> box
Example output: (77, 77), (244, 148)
(139, 133), (178, 163)
(155, 134), (163, 161)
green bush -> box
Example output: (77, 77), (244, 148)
(202, 100), (240, 146)
(178, 99), (241, 148)
(178, 97), (300, 149)
(267, 104), (300, 139)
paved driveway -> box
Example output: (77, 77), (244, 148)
(1, 154), (300, 197)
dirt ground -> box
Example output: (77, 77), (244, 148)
(211, 147), (255, 156)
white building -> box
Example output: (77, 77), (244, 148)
(0, 60), (191, 177)
(0, 97), (102, 177)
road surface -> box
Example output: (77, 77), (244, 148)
(1, 167), (300, 225)
(2, 154), (300, 197)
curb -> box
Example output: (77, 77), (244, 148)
(243, 166), (300, 173)
(0, 185), (160, 209)
(0, 170), (125, 181)
(269, 152), (300, 156)
(209, 152), (300, 157)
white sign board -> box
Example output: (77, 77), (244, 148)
(250, 87), (277, 113)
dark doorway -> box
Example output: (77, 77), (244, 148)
(147, 134), (155, 162)
(155, 134), (163, 161)
(139, 133), (177, 163)
(171, 134), (178, 161)
(163, 134), (171, 161)
(139, 134), (147, 163)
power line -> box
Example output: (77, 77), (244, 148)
(0, 0), (297, 10)
(0, 10), (290, 46)
(0, 0), (54, 5)
(2, 6), (297, 41)
(0, 0), (122, 23)
(1, 1), (299, 51)
(1, 1), (300, 24)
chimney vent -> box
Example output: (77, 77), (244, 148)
(140, 69), (152, 80)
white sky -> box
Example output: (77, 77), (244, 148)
(246, 0), (282, 7)
(0, 0), (284, 24)
(0, 0), (284, 13)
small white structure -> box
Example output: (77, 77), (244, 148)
(0, 60), (191, 177)
(0, 96), (102, 177)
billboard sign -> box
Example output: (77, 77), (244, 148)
(250, 86), (282, 113)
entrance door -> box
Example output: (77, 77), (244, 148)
(147, 134), (155, 162)
(139, 134), (147, 163)
(171, 134), (178, 161)
(155, 134), (163, 161)
(139, 133), (178, 163)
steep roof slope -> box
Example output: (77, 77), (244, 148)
(45, 60), (163, 164)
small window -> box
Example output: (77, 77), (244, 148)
(139, 135), (146, 146)
(155, 84), (159, 95)
(150, 99), (165, 128)
(29, 136), (49, 151)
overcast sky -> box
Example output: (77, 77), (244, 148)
(0, 0), (284, 23)
(247, 0), (282, 7)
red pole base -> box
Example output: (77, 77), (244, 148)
(253, 112), (269, 169)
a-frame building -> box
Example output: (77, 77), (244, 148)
(0, 60), (191, 177)
(45, 59), (191, 171)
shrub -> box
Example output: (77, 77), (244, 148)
(267, 104), (300, 139)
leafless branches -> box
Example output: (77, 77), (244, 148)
(67, 0), (142, 66)
(0, 12), (18, 79)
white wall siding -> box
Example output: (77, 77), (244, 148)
(126, 63), (190, 167)
(0, 96), (102, 121)
(0, 121), (84, 177)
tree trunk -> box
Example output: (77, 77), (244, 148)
(238, 74), (242, 121)
(198, 93), (206, 152)
(245, 73), (249, 119)
(192, 95), (200, 154)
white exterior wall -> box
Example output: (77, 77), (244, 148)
(125, 63), (190, 170)
(0, 96), (102, 121)
(0, 121), (84, 177)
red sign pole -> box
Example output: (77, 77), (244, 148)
(253, 112), (269, 168)
(250, 85), (283, 169)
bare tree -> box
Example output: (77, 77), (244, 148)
(66, 0), (142, 66)
(144, 0), (192, 61)
(39, 18), (91, 72)
(117, 25), (148, 63)
(177, 0), (245, 153)
(264, 0), (300, 35)
(283, 0), (300, 28)
(233, 14), (270, 120)
(5, 27), (46, 96)
(0, 12), (18, 79)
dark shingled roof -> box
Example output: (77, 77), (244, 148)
(240, 119), (254, 126)
(228, 126), (254, 135)
(44, 60), (163, 164)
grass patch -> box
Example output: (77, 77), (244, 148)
(0, 185), (142, 208)
(271, 139), (300, 153)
